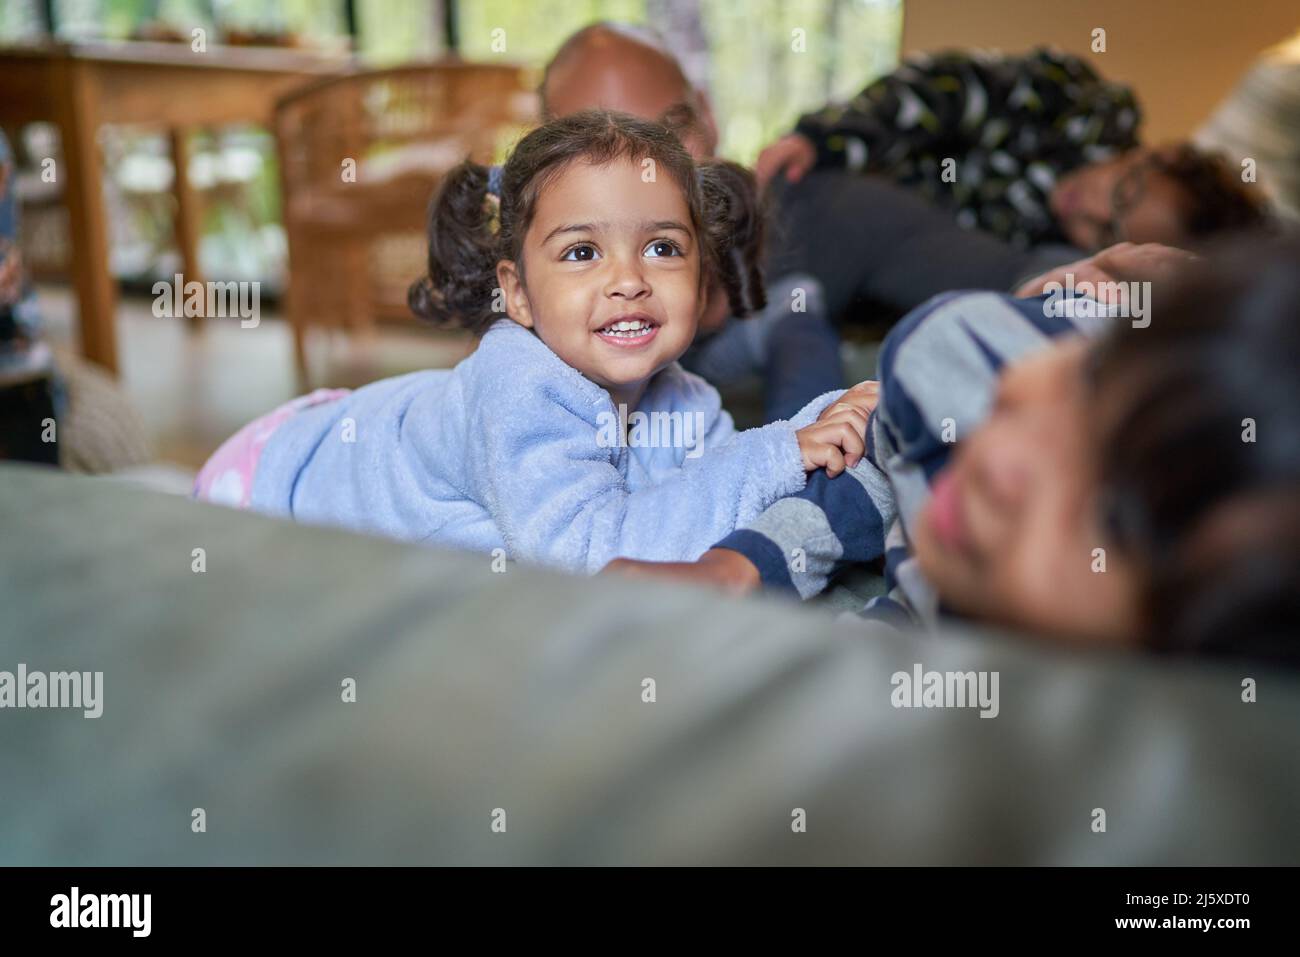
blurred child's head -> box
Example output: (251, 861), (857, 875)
(410, 110), (764, 403)
(912, 238), (1300, 666)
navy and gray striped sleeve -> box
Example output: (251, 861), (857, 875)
(715, 290), (1117, 608)
(715, 452), (895, 599)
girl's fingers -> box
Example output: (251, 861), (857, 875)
(847, 381), (881, 413)
(824, 445), (846, 477)
(827, 402), (863, 419)
(821, 405), (869, 435)
(801, 417), (867, 468)
(829, 381), (880, 417)
(807, 442), (846, 477)
(806, 432), (854, 475)
(797, 404), (875, 474)
(819, 388), (875, 423)
(834, 421), (866, 464)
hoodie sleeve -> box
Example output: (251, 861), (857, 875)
(668, 364), (841, 449)
(463, 362), (812, 576)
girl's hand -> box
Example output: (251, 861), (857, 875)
(797, 380), (878, 477)
(818, 379), (880, 423)
(601, 548), (761, 595)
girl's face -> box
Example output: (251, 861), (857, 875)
(910, 338), (1142, 645)
(496, 156), (702, 406)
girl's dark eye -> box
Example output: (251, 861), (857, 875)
(645, 240), (681, 258)
(562, 244), (599, 262)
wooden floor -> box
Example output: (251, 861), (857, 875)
(37, 283), (476, 469)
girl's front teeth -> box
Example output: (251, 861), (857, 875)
(599, 321), (654, 337)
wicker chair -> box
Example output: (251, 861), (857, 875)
(273, 62), (537, 383)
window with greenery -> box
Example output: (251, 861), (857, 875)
(0, 0), (900, 283)
(457, 0), (900, 161)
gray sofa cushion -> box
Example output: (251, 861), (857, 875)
(2, 463), (1296, 865)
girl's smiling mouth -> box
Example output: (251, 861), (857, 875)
(595, 314), (660, 347)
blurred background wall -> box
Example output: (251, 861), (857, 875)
(901, 0), (1300, 142)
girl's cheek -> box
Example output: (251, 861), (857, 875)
(698, 283), (729, 334)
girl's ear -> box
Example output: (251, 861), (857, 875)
(496, 260), (534, 329)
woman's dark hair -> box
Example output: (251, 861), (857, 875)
(1155, 143), (1273, 240)
(1088, 237), (1300, 667)
(409, 109), (766, 336)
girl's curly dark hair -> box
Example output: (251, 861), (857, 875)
(409, 109), (766, 336)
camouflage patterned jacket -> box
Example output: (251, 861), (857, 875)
(795, 47), (1141, 247)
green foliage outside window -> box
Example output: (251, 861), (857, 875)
(0, 0), (899, 281)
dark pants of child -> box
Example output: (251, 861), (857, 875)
(679, 272), (843, 425)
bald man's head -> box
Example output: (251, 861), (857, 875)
(540, 22), (718, 158)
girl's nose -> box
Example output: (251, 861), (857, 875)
(604, 256), (651, 300)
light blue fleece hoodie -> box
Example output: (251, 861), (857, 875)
(251, 318), (840, 575)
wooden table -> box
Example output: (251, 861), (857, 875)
(0, 41), (349, 375)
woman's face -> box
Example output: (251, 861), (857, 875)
(910, 337), (1142, 645)
(497, 156), (702, 405)
(1050, 148), (1191, 252)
